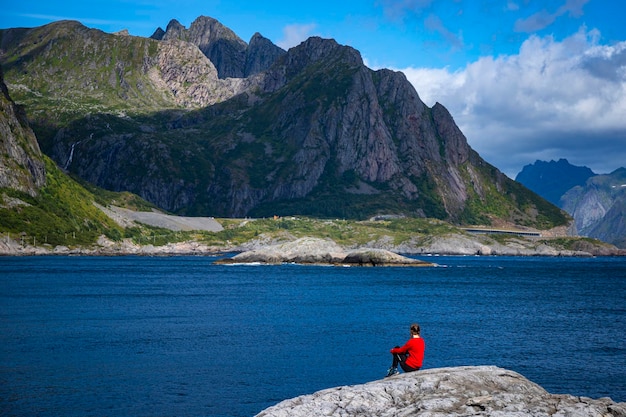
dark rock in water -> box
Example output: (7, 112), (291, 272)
(255, 366), (626, 417)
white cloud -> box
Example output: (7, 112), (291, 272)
(277, 23), (318, 50)
(397, 26), (626, 177)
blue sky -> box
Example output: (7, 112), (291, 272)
(2, 0), (626, 177)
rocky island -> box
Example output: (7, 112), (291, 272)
(214, 237), (435, 266)
(255, 366), (626, 417)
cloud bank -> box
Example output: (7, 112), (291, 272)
(400, 27), (626, 177)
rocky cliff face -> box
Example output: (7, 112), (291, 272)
(256, 366), (626, 417)
(0, 67), (46, 195)
(0, 19), (569, 228)
(260, 38), (469, 215)
(152, 38), (251, 107)
(516, 160), (625, 247)
(245, 32), (286, 77)
(153, 16), (286, 78)
(560, 168), (626, 247)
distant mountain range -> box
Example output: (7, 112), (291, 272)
(516, 160), (626, 248)
(0, 17), (569, 230)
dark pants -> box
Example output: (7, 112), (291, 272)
(391, 347), (420, 373)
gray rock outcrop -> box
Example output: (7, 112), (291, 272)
(245, 32), (286, 77)
(256, 366), (626, 417)
(150, 38), (252, 107)
(160, 16), (247, 79)
(560, 168), (626, 248)
(215, 237), (435, 266)
(0, 66), (46, 195)
(156, 16), (285, 78)
(516, 160), (626, 248)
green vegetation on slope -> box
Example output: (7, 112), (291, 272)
(0, 157), (124, 246)
(195, 216), (458, 247)
(459, 157), (570, 229)
(0, 21), (176, 148)
(0, 156), (199, 248)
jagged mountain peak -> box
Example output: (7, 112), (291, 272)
(516, 159), (595, 205)
(292, 36), (362, 64)
(245, 32), (285, 78)
(516, 159), (624, 247)
(261, 36), (363, 89)
(189, 15), (245, 43)
(150, 26), (165, 40)
(154, 15), (283, 78)
(157, 16), (247, 78)
(560, 167), (626, 248)
(248, 31), (279, 49)
(249, 32), (265, 42)
(164, 19), (185, 36)
(149, 19), (186, 40)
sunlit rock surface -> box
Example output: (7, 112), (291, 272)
(256, 366), (626, 417)
(215, 237), (435, 266)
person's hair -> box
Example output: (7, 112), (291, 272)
(410, 323), (421, 336)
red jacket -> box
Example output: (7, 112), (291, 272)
(391, 337), (425, 369)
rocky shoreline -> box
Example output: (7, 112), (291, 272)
(4, 203), (624, 257)
(255, 366), (626, 417)
(1, 231), (624, 257)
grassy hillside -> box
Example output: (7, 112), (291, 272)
(459, 156), (570, 229)
(0, 156), (124, 246)
(197, 216), (458, 247)
(0, 21), (178, 154)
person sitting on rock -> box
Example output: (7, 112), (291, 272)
(386, 323), (425, 377)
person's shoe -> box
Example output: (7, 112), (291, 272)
(385, 367), (399, 377)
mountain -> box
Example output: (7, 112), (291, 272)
(0, 65), (46, 195)
(0, 67), (125, 246)
(515, 159), (595, 205)
(560, 168), (626, 248)
(516, 160), (625, 248)
(0, 19), (569, 229)
(151, 16), (286, 78)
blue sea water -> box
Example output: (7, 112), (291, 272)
(0, 255), (624, 417)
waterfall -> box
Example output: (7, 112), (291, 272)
(64, 141), (79, 170)
(64, 134), (91, 170)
